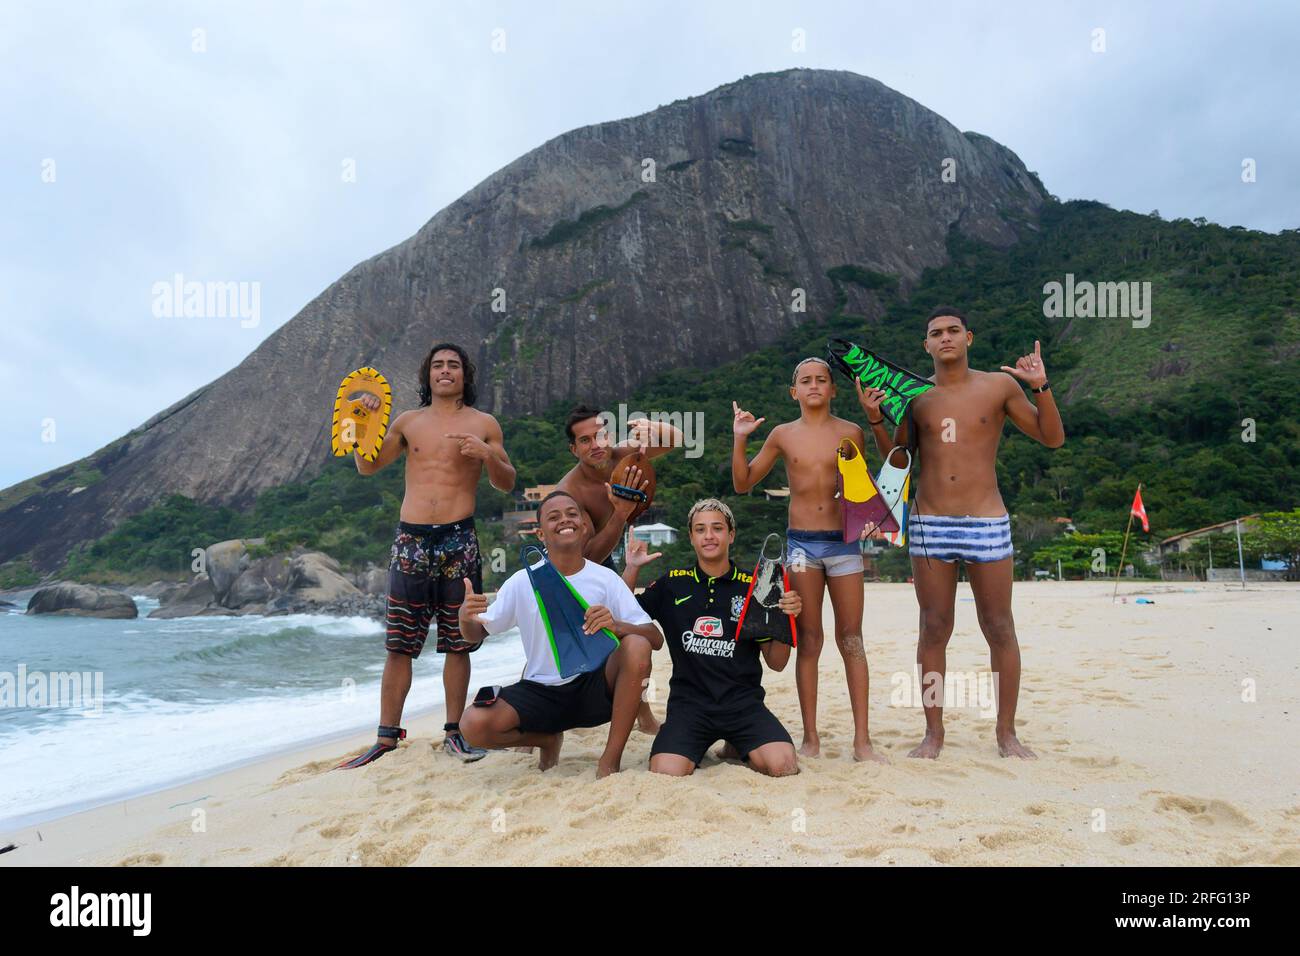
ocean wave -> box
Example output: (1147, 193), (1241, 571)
(171, 625), (336, 662)
(0, 641), (528, 828)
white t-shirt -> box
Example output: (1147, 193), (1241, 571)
(480, 558), (651, 686)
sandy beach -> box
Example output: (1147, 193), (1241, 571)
(4, 581), (1297, 867)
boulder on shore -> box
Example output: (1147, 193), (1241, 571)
(286, 552), (360, 604)
(204, 539), (251, 604)
(148, 574), (219, 619)
(148, 548), (378, 619)
(27, 583), (138, 619)
(355, 566), (387, 595)
(133, 580), (177, 599)
(226, 555), (291, 609)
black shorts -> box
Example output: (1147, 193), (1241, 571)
(384, 518), (482, 658)
(497, 669), (613, 735)
(650, 700), (792, 766)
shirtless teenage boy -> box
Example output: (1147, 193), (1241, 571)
(731, 359), (894, 761)
(556, 404), (683, 569)
(901, 307), (1064, 759)
(556, 404), (685, 735)
(338, 343), (516, 768)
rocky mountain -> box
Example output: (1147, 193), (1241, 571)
(2, 68), (1045, 571)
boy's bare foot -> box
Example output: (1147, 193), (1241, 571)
(853, 741), (889, 763)
(798, 734), (820, 758)
(595, 758), (620, 778)
(907, 732), (944, 759)
(997, 733), (1037, 759)
(537, 733), (563, 771)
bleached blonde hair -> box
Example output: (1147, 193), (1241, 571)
(687, 498), (735, 533)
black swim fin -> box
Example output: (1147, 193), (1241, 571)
(336, 725), (407, 769)
(336, 743), (396, 769)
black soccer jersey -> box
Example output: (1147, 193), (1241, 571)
(636, 563), (769, 712)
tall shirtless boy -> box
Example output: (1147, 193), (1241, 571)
(338, 343), (516, 768)
(901, 307), (1064, 759)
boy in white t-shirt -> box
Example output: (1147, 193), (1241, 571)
(458, 491), (661, 777)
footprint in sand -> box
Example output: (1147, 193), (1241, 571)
(844, 843), (886, 859)
(907, 797), (945, 808)
(1067, 754), (1122, 769)
(569, 804), (627, 828)
(841, 793), (877, 810)
(498, 824), (549, 843)
(1024, 803), (1049, 816)
(1216, 844), (1300, 866)
(356, 835), (429, 866)
(1085, 691), (1130, 702)
(977, 830), (1034, 850)
(1150, 793), (1255, 829)
(928, 765), (970, 779)
(556, 837), (669, 866)
(971, 760), (1016, 779)
(115, 852), (165, 867)
(278, 758), (339, 784)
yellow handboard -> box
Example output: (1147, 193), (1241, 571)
(331, 367), (392, 462)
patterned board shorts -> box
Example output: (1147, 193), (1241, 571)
(385, 518), (483, 658)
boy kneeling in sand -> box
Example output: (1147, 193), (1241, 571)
(622, 498), (803, 777)
(457, 491), (661, 777)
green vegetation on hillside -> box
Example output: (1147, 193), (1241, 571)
(46, 200), (1300, 585)
(530, 191), (648, 249)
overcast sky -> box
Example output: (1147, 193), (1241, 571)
(3, 0), (1296, 491)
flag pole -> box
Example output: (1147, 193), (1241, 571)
(1234, 518), (1246, 590)
(1113, 482), (1140, 603)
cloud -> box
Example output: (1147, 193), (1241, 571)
(2, 0), (1296, 491)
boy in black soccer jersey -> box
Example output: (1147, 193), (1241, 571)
(622, 498), (802, 777)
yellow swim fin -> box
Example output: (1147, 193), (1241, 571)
(836, 438), (891, 543)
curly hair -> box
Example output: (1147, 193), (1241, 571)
(418, 342), (476, 407)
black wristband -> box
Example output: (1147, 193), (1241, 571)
(868, 417), (884, 426)
(1031, 381), (1051, 394)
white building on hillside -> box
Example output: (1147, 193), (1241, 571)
(631, 523), (677, 546)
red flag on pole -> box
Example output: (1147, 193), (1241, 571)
(1130, 487), (1149, 533)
